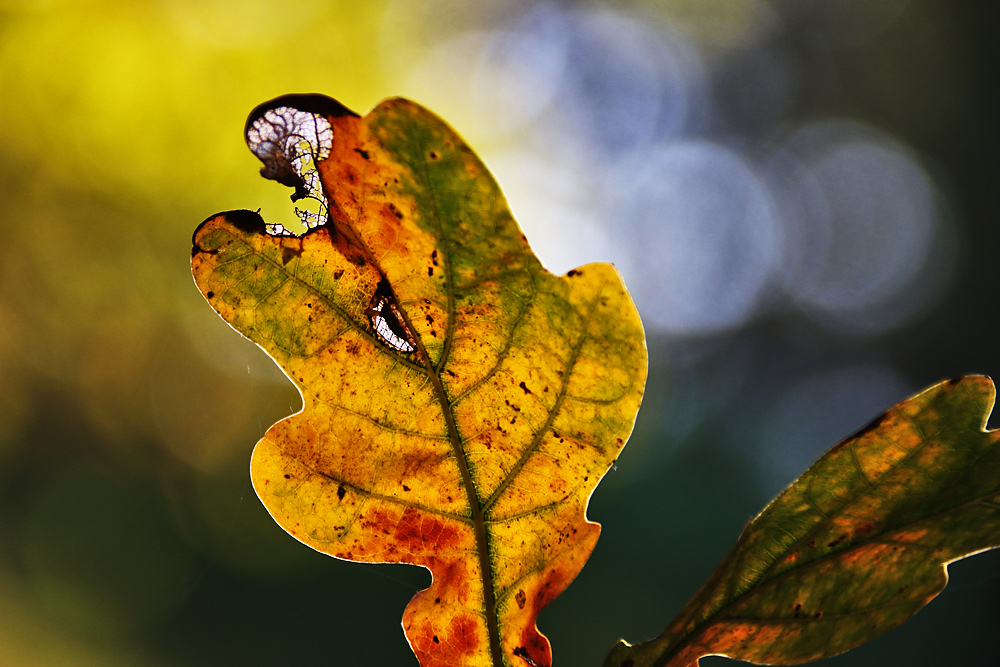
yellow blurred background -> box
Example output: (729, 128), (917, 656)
(2, 1), (999, 665)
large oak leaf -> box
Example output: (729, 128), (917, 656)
(191, 94), (647, 667)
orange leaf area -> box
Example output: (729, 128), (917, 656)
(192, 95), (647, 667)
(605, 376), (1000, 667)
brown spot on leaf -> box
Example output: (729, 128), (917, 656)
(853, 521), (879, 538)
(513, 646), (542, 667)
(519, 381), (531, 394)
(281, 243), (303, 265)
(337, 485), (346, 500)
(515, 589), (527, 609)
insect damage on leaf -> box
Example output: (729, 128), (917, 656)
(366, 278), (417, 353)
(191, 94), (647, 667)
(244, 94), (354, 233)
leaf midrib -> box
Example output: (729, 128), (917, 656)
(401, 122), (505, 666)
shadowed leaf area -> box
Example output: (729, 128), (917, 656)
(605, 375), (1000, 667)
(191, 94), (647, 667)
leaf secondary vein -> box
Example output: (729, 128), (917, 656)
(223, 230), (426, 373)
(482, 284), (607, 516)
(315, 399), (450, 440)
(450, 277), (537, 405)
(314, 467), (475, 525)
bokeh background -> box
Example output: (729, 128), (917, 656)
(1, 0), (998, 665)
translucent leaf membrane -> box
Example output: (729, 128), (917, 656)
(244, 94), (355, 233)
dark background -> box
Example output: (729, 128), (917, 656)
(1, 1), (997, 665)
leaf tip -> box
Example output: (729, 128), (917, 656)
(933, 374), (997, 432)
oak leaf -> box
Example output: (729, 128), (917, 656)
(604, 375), (1000, 667)
(191, 94), (647, 667)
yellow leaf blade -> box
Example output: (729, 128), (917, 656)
(192, 94), (647, 667)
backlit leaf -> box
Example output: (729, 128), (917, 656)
(191, 94), (647, 667)
(604, 375), (1000, 667)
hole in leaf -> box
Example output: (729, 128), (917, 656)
(366, 279), (416, 353)
(245, 101), (334, 233)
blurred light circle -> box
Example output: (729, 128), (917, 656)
(552, 8), (677, 153)
(471, 4), (571, 136)
(400, 3), (705, 152)
(476, 4), (703, 151)
(484, 149), (627, 276)
(767, 120), (950, 333)
(611, 140), (779, 334)
(754, 365), (913, 493)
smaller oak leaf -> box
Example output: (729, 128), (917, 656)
(191, 94), (647, 667)
(605, 375), (1000, 667)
